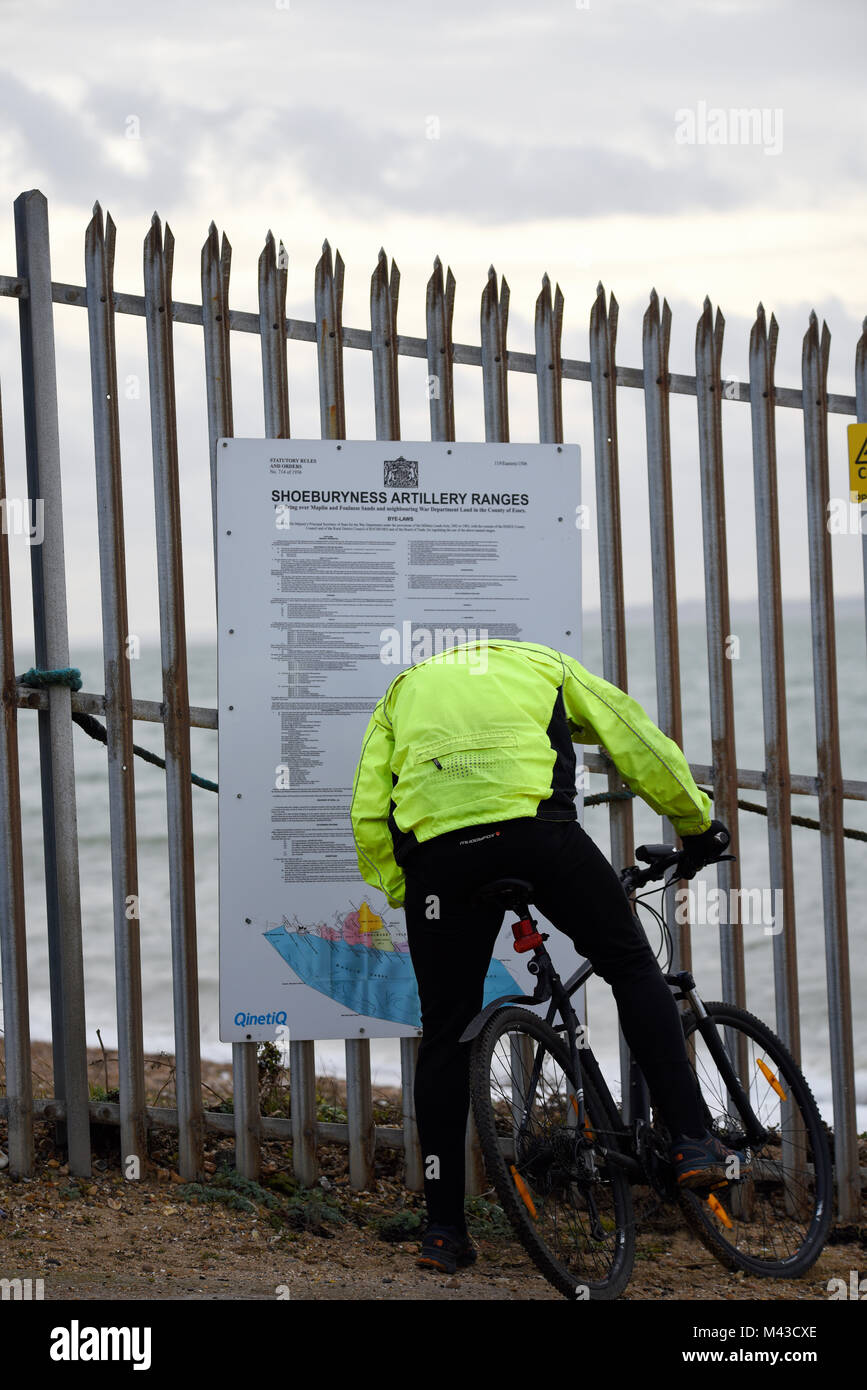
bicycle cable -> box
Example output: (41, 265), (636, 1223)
(630, 881), (675, 972)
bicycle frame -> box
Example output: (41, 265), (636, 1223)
(460, 878), (770, 1182)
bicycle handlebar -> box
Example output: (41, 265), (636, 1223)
(620, 845), (736, 893)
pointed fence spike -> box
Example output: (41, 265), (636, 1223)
(768, 314), (779, 363)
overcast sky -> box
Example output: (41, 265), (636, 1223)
(1, 0), (865, 648)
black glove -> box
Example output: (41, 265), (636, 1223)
(680, 819), (731, 874)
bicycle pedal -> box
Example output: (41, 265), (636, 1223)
(677, 1174), (729, 1192)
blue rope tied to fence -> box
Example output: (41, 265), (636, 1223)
(16, 666), (218, 793)
(13, 667), (866, 840)
(16, 665), (83, 691)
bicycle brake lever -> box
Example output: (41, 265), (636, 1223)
(677, 851), (736, 882)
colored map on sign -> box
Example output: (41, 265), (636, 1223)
(263, 901), (519, 1027)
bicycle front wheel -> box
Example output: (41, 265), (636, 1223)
(679, 1001), (833, 1277)
(469, 1007), (635, 1300)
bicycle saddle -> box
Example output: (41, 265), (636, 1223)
(471, 877), (535, 911)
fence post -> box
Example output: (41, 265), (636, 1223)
(426, 257), (455, 442)
(462, 263), (512, 1192)
(535, 273), (563, 446)
(856, 319), (867, 705)
(84, 204), (147, 1172)
(317, 239), (377, 1189)
(747, 305), (800, 1059)
(371, 247), (426, 1191)
(801, 312), (859, 1221)
(142, 213), (204, 1182)
(642, 290), (692, 974)
(14, 188), (91, 1176)
(419, 257), (459, 1196)
(371, 247), (400, 441)
(289, 1039), (318, 1186)
(399, 1038), (423, 1191)
(204, 220), (264, 1181)
(589, 283), (642, 1121)
(694, 299), (746, 1014)
(480, 265), (509, 443)
(535, 272), (594, 1045)
(345, 1039), (375, 1190)
(0, 382), (34, 1176)
(202, 219), (235, 553)
(259, 230), (291, 440)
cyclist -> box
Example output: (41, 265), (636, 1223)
(350, 638), (750, 1275)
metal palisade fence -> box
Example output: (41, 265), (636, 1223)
(0, 189), (862, 1221)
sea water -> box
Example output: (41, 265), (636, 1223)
(5, 600), (866, 1131)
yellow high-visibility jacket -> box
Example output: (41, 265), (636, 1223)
(350, 639), (712, 908)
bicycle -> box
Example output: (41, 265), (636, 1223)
(458, 840), (834, 1300)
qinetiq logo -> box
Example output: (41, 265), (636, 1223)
(234, 1010), (288, 1027)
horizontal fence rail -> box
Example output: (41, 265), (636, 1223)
(12, 685), (867, 803)
(0, 190), (862, 1224)
(0, 271), (861, 416)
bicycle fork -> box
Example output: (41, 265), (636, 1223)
(665, 971), (769, 1149)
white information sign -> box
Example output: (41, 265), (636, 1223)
(217, 440), (583, 1042)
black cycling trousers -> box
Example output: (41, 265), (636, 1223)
(401, 816), (706, 1231)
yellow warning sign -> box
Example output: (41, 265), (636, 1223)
(849, 422), (867, 503)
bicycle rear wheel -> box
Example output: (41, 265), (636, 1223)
(469, 1006), (635, 1300)
(678, 1001), (833, 1276)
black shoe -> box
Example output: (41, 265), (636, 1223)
(415, 1225), (478, 1275)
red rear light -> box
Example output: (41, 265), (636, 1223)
(512, 917), (544, 953)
